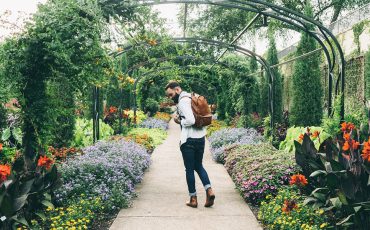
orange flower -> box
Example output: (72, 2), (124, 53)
(117, 47), (123, 52)
(352, 140), (360, 150)
(148, 39), (157, 46)
(342, 141), (350, 151)
(37, 155), (54, 170)
(341, 122), (355, 132)
(0, 164), (11, 183)
(0, 143), (3, 152)
(282, 199), (298, 213)
(343, 133), (351, 141)
(298, 134), (304, 143)
(289, 174), (308, 186)
(312, 131), (320, 138)
(109, 106), (118, 114)
(362, 137), (370, 163)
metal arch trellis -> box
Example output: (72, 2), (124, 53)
(126, 0), (346, 120)
(111, 37), (275, 127)
(128, 54), (256, 126)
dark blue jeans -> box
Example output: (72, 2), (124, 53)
(180, 137), (211, 196)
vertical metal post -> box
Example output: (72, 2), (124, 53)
(119, 88), (123, 134)
(96, 87), (100, 141)
(93, 86), (97, 143)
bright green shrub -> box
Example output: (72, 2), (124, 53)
(127, 128), (167, 147)
(72, 118), (114, 147)
(279, 126), (330, 152)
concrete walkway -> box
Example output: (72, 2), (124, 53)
(110, 120), (262, 230)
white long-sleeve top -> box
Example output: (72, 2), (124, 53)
(177, 91), (206, 146)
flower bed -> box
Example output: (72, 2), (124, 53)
(57, 139), (151, 215)
(208, 128), (264, 163)
(224, 143), (298, 206)
(258, 187), (330, 230)
(139, 117), (169, 130)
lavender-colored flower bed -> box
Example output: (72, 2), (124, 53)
(139, 118), (169, 130)
(57, 139), (151, 211)
(208, 128), (264, 163)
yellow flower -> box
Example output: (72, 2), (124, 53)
(319, 209), (324, 215)
(320, 223), (328, 229)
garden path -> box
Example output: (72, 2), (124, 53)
(110, 119), (262, 230)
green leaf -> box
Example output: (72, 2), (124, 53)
(336, 214), (354, 226)
(0, 195), (14, 216)
(337, 191), (349, 205)
(19, 179), (35, 196)
(41, 200), (54, 209)
(1, 128), (11, 142)
(312, 192), (326, 201)
(12, 128), (23, 145)
(353, 206), (362, 213)
(13, 195), (28, 212)
(310, 170), (327, 177)
(44, 193), (51, 201)
(35, 212), (46, 221)
(329, 197), (342, 209)
(303, 197), (317, 205)
(12, 217), (29, 227)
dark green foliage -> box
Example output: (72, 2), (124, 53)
(47, 79), (76, 148)
(0, 159), (61, 229)
(366, 51), (370, 102)
(267, 35), (283, 123)
(290, 4), (323, 126)
(295, 134), (370, 229)
(144, 98), (160, 116)
(0, 0), (107, 162)
(260, 71), (269, 117)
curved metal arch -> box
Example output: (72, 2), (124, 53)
(128, 0), (345, 119)
(112, 37), (275, 126)
(131, 56), (261, 125)
(126, 54), (233, 75)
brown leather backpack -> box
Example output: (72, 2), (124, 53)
(184, 93), (213, 128)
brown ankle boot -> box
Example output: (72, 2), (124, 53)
(205, 188), (215, 207)
(186, 196), (198, 208)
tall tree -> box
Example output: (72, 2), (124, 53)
(266, 34), (283, 123)
(290, 3), (323, 126)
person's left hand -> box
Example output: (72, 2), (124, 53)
(174, 116), (181, 124)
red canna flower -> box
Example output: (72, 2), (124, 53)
(109, 106), (118, 114)
(362, 137), (370, 163)
(343, 133), (351, 141)
(342, 141), (350, 151)
(312, 131), (320, 138)
(0, 164), (11, 183)
(289, 174), (308, 186)
(341, 122), (355, 132)
(0, 143), (3, 152)
(352, 140), (360, 150)
(37, 155), (54, 170)
(298, 134), (304, 143)
(282, 199), (298, 213)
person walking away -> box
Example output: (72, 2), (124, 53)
(165, 81), (215, 208)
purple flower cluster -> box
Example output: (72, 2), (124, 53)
(57, 139), (151, 211)
(235, 167), (295, 206)
(139, 118), (169, 130)
(208, 128), (264, 163)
